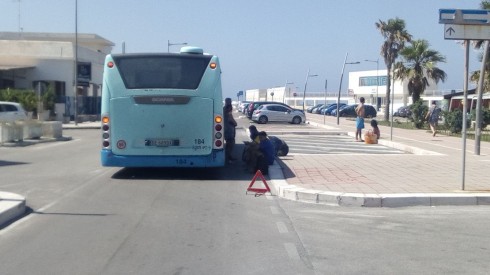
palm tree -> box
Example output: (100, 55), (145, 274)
(470, 1), (490, 90)
(394, 39), (447, 103)
(375, 18), (412, 121)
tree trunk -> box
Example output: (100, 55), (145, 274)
(384, 67), (392, 122)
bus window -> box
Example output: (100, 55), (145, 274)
(113, 55), (212, 90)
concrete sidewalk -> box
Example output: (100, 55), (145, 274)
(266, 115), (490, 207)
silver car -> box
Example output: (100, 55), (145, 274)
(0, 101), (28, 122)
(252, 104), (305, 124)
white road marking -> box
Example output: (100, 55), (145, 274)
(284, 243), (301, 260)
(32, 138), (80, 150)
(276, 222), (289, 234)
(270, 206), (280, 215)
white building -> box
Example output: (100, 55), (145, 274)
(0, 32), (114, 119)
(348, 69), (447, 111)
(244, 87), (290, 103)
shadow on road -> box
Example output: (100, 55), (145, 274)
(111, 144), (254, 181)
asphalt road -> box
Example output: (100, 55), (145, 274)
(1, 127), (489, 274)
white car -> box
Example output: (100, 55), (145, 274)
(252, 104), (305, 124)
(0, 101), (28, 122)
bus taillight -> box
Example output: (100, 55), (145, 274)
(101, 114), (111, 149)
(213, 114), (224, 149)
(107, 61), (114, 68)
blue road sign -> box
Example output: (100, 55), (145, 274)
(439, 9), (490, 25)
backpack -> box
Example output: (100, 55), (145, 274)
(268, 136), (289, 156)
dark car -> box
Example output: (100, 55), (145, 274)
(337, 104), (377, 118)
(311, 104), (326, 114)
(322, 103), (346, 115)
(307, 103), (324, 113)
(247, 101), (300, 118)
(394, 105), (412, 117)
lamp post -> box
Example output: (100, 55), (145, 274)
(364, 58), (379, 110)
(336, 53), (360, 125)
(323, 79), (328, 125)
(302, 69), (318, 112)
(167, 40), (188, 52)
(74, 0), (78, 125)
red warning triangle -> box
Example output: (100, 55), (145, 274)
(246, 170), (271, 194)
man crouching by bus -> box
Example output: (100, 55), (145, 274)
(244, 131), (275, 175)
(224, 98), (237, 164)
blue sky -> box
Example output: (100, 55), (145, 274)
(0, 0), (484, 98)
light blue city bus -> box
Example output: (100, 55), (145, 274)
(100, 47), (225, 167)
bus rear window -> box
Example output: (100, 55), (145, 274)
(113, 54), (213, 90)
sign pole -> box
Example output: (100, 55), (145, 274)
(475, 40), (489, 155)
(461, 40), (469, 191)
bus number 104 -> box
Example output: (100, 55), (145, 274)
(194, 139), (205, 144)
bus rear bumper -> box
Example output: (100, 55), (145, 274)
(100, 150), (225, 168)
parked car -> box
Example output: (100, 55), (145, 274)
(247, 101), (298, 118)
(0, 101), (28, 122)
(336, 104), (377, 118)
(394, 105), (412, 117)
(238, 101), (250, 113)
(252, 104), (306, 124)
(322, 103), (346, 115)
(313, 104), (329, 114)
(307, 103), (324, 113)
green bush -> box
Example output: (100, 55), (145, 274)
(409, 99), (428, 129)
(0, 89), (38, 112)
(42, 88), (55, 111)
(442, 109), (470, 133)
(470, 109), (490, 128)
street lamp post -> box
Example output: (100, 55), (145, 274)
(167, 40), (188, 52)
(302, 69), (318, 112)
(74, 0), (78, 125)
(336, 53), (360, 125)
(323, 79), (328, 125)
(364, 58), (379, 110)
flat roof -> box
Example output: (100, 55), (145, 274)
(0, 32), (114, 47)
(0, 65), (35, 71)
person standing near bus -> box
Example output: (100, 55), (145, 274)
(355, 97), (366, 142)
(223, 98), (237, 163)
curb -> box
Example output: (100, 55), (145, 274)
(1, 136), (72, 147)
(268, 161), (490, 208)
(62, 125), (100, 130)
(0, 192), (26, 227)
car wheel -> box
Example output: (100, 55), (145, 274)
(292, 116), (302, 124)
(258, 116), (268, 124)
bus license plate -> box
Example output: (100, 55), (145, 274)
(145, 139), (179, 147)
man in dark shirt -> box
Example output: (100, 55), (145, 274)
(258, 131), (275, 167)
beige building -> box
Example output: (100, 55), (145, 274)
(0, 32), (114, 119)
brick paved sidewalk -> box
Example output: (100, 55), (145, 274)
(268, 115), (490, 207)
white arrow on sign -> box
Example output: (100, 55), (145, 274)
(444, 24), (490, 40)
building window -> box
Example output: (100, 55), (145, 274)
(359, 76), (387, 87)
